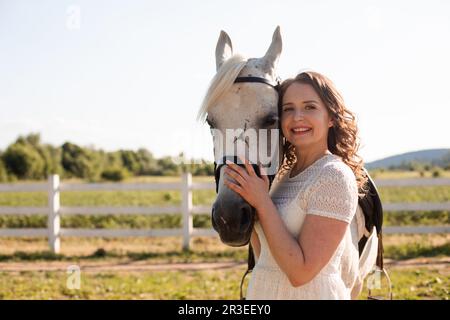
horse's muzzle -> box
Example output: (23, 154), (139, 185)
(211, 200), (255, 247)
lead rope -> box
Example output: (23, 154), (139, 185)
(368, 232), (393, 300)
(240, 244), (255, 300)
(362, 170), (392, 300)
(239, 269), (252, 300)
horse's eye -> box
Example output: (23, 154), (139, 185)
(262, 116), (278, 127)
(206, 118), (215, 128)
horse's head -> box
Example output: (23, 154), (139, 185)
(198, 27), (283, 246)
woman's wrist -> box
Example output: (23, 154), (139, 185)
(255, 196), (274, 216)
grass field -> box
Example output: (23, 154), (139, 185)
(0, 235), (448, 299)
(0, 173), (449, 300)
(0, 266), (448, 300)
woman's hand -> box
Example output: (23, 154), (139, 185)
(223, 157), (271, 211)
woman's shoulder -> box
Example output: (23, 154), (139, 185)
(322, 155), (355, 178)
(313, 154), (357, 189)
(306, 155), (359, 223)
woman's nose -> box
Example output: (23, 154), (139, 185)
(294, 109), (305, 120)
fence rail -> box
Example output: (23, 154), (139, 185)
(0, 174), (449, 253)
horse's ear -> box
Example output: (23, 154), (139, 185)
(215, 30), (233, 71)
(262, 26), (282, 70)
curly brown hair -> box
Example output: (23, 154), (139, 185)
(277, 71), (368, 192)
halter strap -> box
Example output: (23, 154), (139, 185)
(212, 75), (281, 194)
(213, 156), (275, 193)
(234, 76), (280, 91)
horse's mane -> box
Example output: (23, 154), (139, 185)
(197, 54), (248, 122)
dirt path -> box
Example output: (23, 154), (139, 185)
(384, 257), (449, 273)
(0, 257), (448, 273)
(0, 260), (246, 272)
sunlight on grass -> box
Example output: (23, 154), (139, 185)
(0, 266), (447, 300)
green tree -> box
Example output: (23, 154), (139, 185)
(61, 142), (98, 180)
(0, 157), (9, 182)
(104, 151), (122, 169)
(120, 150), (140, 175)
(156, 156), (180, 176)
(192, 159), (214, 176)
(2, 143), (45, 179)
(135, 148), (158, 175)
(9, 133), (62, 178)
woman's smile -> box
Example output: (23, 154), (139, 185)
(290, 126), (312, 136)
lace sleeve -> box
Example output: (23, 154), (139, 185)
(305, 163), (358, 224)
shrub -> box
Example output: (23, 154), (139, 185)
(432, 168), (442, 178)
(101, 168), (129, 181)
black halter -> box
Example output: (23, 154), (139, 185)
(233, 76), (280, 90)
(214, 155), (276, 193)
(213, 76), (281, 194)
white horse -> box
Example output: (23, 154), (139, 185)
(198, 27), (383, 299)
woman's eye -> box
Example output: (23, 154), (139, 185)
(283, 107), (293, 111)
(305, 105), (316, 110)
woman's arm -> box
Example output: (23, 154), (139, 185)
(222, 158), (355, 287)
(256, 199), (348, 287)
(250, 228), (261, 260)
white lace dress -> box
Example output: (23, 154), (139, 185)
(246, 153), (360, 300)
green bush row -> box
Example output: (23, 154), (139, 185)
(0, 133), (214, 182)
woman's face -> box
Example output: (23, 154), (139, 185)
(281, 82), (333, 152)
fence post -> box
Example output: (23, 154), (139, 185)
(181, 172), (193, 251)
(48, 174), (60, 254)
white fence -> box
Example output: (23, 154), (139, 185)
(0, 174), (449, 253)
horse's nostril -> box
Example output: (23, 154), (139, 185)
(240, 205), (252, 227)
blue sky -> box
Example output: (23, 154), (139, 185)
(1, 0), (449, 162)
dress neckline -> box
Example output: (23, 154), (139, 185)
(287, 153), (335, 180)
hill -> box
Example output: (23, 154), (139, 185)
(366, 149), (450, 169)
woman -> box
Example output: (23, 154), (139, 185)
(223, 71), (368, 299)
